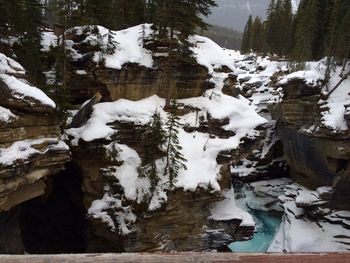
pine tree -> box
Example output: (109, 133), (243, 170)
(142, 111), (166, 193)
(84, 0), (145, 30)
(13, 0), (45, 81)
(98, 29), (118, 63)
(148, 0), (216, 106)
(251, 16), (264, 53)
(241, 15), (253, 53)
(265, 0), (277, 54)
(280, 0), (293, 55)
(164, 100), (187, 188)
(333, 1), (350, 62)
(292, 0), (321, 60)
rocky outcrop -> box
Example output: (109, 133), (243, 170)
(125, 190), (253, 252)
(64, 26), (213, 104)
(269, 74), (350, 210)
(0, 54), (71, 213)
(229, 56), (288, 182)
(69, 112), (255, 252)
(60, 25), (267, 252)
(238, 178), (350, 252)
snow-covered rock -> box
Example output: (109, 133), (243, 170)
(269, 183), (350, 252)
(63, 27), (272, 252)
(0, 53), (70, 212)
(0, 53), (56, 109)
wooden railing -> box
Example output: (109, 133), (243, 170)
(0, 253), (348, 263)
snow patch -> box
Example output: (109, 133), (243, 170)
(0, 106), (16, 122)
(0, 74), (56, 108)
(0, 138), (69, 166)
(41, 31), (58, 52)
(210, 189), (255, 227)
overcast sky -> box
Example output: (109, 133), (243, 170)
(206, 0), (300, 32)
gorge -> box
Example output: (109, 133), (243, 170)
(0, 24), (349, 254)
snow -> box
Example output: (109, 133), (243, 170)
(223, 49), (244, 61)
(65, 29), (347, 244)
(268, 182), (350, 252)
(106, 143), (150, 202)
(76, 70), (87, 75)
(66, 39), (271, 216)
(243, 178), (292, 212)
(88, 189), (136, 235)
(320, 67), (350, 131)
(0, 53), (25, 75)
(278, 61), (326, 87)
(88, 192), (119, 231)
(275, 58), (350, 132)
(0, 53), (56, 108)
(0, 106), (16, 122)
(295, 189), (323, 206)
(67, 91), (266, 194)
(0, 138), (69, 166)
(269, 207), (350, 252)
(181, 93), (267, 132)
(67, 24), (153, 70)
(189, 35), (237, 73)
(210, 189), (255, 227)
(66, 95), (165, 143)
(41, 31), (57, 52)
(177, 131), (234, 191)
(104, 24), (153, 69)
(0, 74), (56, 108)
(68, 24), (245, 74)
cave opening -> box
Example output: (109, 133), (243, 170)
(19, 162), (87, 254)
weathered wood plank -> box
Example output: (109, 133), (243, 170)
(0, 253), (349, 263)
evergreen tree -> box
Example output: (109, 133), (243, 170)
(265, 0), (277, 54)
(85, 0), (145, 30)
(241, 15), (253, 53)
(292, 0), (321, 60)
(280, 0), (293, 55)
(13, 0), (45, 81)
(97, 28), (118, 63)
(56, 0), (84, 28)
(333, 1), (350, 62)
(164, 100), (187, 188)
(251, 16), (264, 52)
(141, 111), (166, 193)
(150, 0), (216, 106)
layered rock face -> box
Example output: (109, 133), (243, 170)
(69, 107), (256, 252)
(0, 54), (70, 253)
(229, 56), (288, 182)
(63, 25), (266, 252)
(269, 77), (350, 208)
(0, 54), (70, 212)
(239, 178), (350, 252)
(64, 25), (213, 104)
(264, 63), (350, 252)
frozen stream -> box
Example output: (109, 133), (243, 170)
(229, 209), (282, 252)
(228, 181), (283, 253)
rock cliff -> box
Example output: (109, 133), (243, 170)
(266, 61), (350, 251)
(0, 53), (71, 212)
(63, 25), (213, 104)
(269, 63), (350, 209)
(0, 53), (70, 253)
(63, 25), (265, 252)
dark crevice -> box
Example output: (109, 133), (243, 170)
(19, 162), (87, 254)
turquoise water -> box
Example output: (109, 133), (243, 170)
(229, 210), (282, 252)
